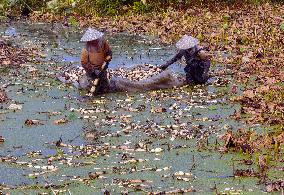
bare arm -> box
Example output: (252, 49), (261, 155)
(196, 45), (211, 60)
(160, 51), (183, 70)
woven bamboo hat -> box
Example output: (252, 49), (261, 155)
(176, 35), (199, 50)
(80, 27), (104, 42)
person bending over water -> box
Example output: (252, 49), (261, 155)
(160, 35), (211, 85)
(80, 28), (112, 94)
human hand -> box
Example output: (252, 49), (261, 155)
(160, 64), (169, 70)
(105, 55), (112, 62)
(83, 63), (94, 74)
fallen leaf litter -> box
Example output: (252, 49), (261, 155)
(0, 13), (283, 193)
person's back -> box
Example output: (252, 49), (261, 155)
(182, 46), (210, 84)
(160, 35), (211, 85)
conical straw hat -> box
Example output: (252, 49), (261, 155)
(80, 27), (104, 42)
(176, 35), (199, 50)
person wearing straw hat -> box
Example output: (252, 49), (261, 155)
(80, 27), (112, 94)
(160, 35), (211, 85)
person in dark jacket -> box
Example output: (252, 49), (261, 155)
(80, 28), (112, 94)
(160, 35), (211, 85)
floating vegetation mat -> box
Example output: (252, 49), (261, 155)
(0, 38), (38, 67)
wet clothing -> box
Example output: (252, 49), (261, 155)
(81, 40), (112, 72)
(81, 39), (112, 94)
(87, 68), (110, 94)
(162, 46), (210, 84)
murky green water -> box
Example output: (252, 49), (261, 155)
(0, 22), (280, 194)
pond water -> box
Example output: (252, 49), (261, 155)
(0, 22), (276, 194)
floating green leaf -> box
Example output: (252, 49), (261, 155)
(280, 23), (284, 31)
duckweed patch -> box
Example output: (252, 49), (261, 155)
(0, 20), (283, 194)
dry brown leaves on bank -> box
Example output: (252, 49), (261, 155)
(219, 129), (284, 153)
(0, 39), (37, 67)
(234, 169), (259, 177)
(266, 180), (284, 192)
(231, 77), (284, 125)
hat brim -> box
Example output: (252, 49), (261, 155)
(80, 28), (104, 42)
(80, 37), (103, 42)
(175, 35), (199, 49)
